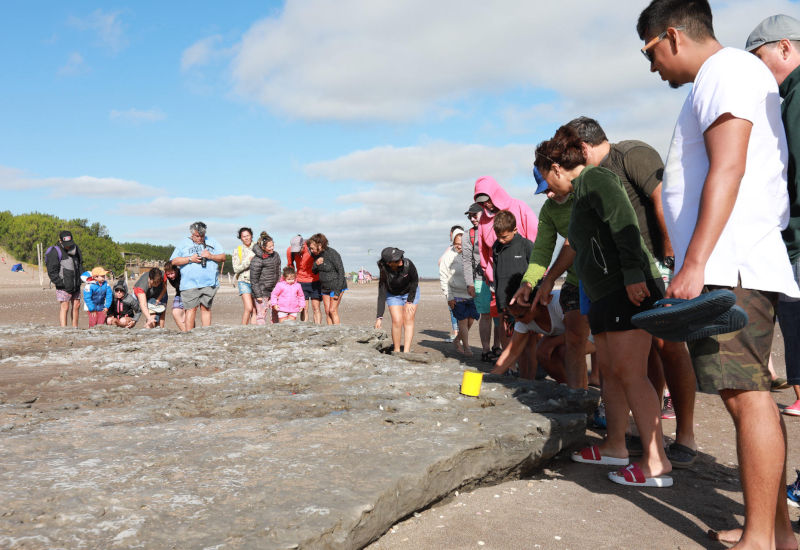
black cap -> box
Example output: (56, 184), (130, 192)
(381, 247), (404, 263)
(464, 203), (482, 215)
(59, 230), (75, 250)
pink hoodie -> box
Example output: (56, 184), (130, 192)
(270, 279), (305, 313)
(474, 176), (538, 283)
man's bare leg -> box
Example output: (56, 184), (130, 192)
(200, 304), (212, 327)
(70, 299), (80, 327)
(712, 389), (793, 549)
(59, 301), (69, 327)
(563, 310), (589, 389)
(478, 313), (492, 354)
(656, 338), (697, 450)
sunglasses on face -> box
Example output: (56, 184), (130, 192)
(641, 26), (685, 63)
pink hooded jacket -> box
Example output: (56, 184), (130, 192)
(474, 176), (538, 283)
(270, 279), (306, 313)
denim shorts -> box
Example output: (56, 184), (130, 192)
(386, 286), (420, 307)
(172, 295), (184, 310)
(452, 298), (479, 321)
(238, 281), (252, 296)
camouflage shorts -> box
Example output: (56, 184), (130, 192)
(688, 285), (777, 394)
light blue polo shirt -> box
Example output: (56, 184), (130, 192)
(170, 236), (224, 291)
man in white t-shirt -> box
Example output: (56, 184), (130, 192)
(638, 1), (800, 546)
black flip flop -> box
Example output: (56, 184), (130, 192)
(631, 289), (742, 342)
(655, 305), (748, 342)
(666, 442), (697, 468)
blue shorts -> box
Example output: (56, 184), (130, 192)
(579, 281), (592, 316)
(172, 295), (184, 310)
(474, 279), (491, 315)
(452, 298), (479, 321)
(328, 288), (347, 298)
(386, 286), (420, 307)
(301, 281), (322, 300)
(238, 281), (252, 296)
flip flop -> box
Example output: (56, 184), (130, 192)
(608, 464), (673, 488)
(655, 305), (748, 342)
(631, 290), (742, 342)
(571, 445), (629, 466)
(666, 442), (697, 469)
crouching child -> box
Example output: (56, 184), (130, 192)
(106, 279), (141, 328)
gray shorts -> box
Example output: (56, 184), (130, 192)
(181, 286), (218, 310)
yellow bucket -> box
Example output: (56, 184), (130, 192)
(460, 370), (483, 397)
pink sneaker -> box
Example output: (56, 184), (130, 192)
(661, 396), (676, 420)
(783, 400), (800, 416)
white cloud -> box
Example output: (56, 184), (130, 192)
(0, 165), (163, 198)
(305, 142), (533, 185)
(109, 108), (166, 124)
(58, 52), (89, 76)
(67, 10), (127, 53)
(181, 35), (224, 71)
(228, 0), (797, 133)
(119, 196), (280, 219)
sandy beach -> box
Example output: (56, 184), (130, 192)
(2, 251), (800, 549)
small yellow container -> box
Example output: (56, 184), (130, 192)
(460, 369), (483, 397)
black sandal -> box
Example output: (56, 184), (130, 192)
(481, 352), (493, 362)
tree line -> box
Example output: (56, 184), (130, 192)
(0, 211), (174, 273)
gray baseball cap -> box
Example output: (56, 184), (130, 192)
(746, 14), (800, 52)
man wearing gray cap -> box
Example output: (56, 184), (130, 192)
(747, 15), (800, 420)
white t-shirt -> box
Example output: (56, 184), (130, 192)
(662, 47), (799, 297)
(514, 290), (565, 336)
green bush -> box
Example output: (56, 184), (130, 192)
(0, 211), (174, 274)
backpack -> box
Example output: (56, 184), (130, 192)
(46, 245), (63, 262)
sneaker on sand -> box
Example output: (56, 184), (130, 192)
(788, 470), (800, 508)
(148, 303), (166, 314)
(661, 396), (676, 420)
(783, 400), (800, 417)
(592, 401), (607, 429)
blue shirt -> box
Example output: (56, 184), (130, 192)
(170, 236), (224, 291)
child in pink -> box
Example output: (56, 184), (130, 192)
(270, 267), (305, 323)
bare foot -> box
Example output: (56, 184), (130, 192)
(708, 527), (799, 550)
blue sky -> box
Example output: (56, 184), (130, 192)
(1, 0), (797, 276)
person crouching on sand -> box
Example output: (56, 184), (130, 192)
(106, 279), (139, 328)
(270, 266), (305, 322)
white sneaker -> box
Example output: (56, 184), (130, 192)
(148, 303), (166, 313)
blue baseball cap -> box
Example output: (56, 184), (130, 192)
(533, 166), (549, 194)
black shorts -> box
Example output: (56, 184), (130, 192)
(588, 278), (665, 335)
(300, 281), (322, 300)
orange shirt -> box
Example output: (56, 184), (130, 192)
(286, 244), (319, 283)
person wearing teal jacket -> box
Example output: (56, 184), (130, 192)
(534, 124), (672, 489)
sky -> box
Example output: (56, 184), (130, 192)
(1, 0), (797, 277)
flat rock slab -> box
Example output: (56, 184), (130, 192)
(0, 324), (597, 549)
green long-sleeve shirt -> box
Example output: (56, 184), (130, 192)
(568, 165), (660, 302)
(521, 196), (579, 287)
(780, 64), (800, 261)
